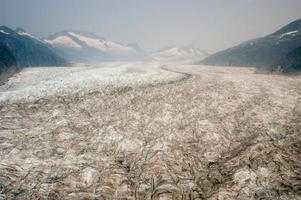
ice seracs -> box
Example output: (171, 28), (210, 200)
(0, 62), (183, 104)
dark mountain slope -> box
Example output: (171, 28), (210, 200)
(0, 26), (67, 66)
(277, 46), (301, 73)
(0, 26), (67, 83)
(0, 45), (19, 84)
(0, 45), (17, 68)
(201, 19), (301, 72)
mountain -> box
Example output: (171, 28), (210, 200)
(0, 45), (18, 84)
(44, 30), (150, 62)
(201, 18), (301, 72)
(0, 26), (67, 66)
(151, 46), (208, 63)
(0, 26), (67, 83)
(277, 46), (301, 73)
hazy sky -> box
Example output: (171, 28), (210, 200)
(1, 0), (301, 53)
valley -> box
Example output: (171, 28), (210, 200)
(0, 63), (300, 199)
(1, 4), (301, 199)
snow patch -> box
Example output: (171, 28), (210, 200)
(68, 32), (106, 51)
(0, 30), (10, 35)
(280, 30), (298, 38)
(68, 32), (134, 52)
(17, 32), (36, 39)
(152, 47), (207, 63)
(105, 41), (133, 52)
(45, 36), (82, 49)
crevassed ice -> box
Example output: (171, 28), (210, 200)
(0, 62), (182, 104)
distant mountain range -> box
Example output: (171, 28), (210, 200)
(0, 26), (67, 84)
(0, 26), (210, 83)
(201, 18), (301, 73)
(151, 46), (208, 64)
(43, 30), (150, 62)
(3, 18), (300, 83)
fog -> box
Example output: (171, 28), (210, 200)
(1, 0), (301, 53)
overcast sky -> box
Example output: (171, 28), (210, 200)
(1, 0), (301, 53)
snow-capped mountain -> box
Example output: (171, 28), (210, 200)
(15, 28), (40, 40)
(7, 27), (66, 66)
(151, 46), (208, 63)
(44, 30), (149, 62)
(0, 26), (67, 83)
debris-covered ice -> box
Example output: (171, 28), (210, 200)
(1, 63), (301, 199)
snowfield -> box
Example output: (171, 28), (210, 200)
(0, 62), (183, 104)
(44, 31), (138, 55)
(151, 47), (207, 63)
(0, 63), (301, 199)
(45, 35), (83, 49)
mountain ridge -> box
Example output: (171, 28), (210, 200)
(201, 18), (301, 72)
(152, 46), (208, 63)
(0, 26), (67, 83)
(44, 30), (150, 62)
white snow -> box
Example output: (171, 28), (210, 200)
(17, 31), (36, 39)
(105, 41), (133, 52)
(152, 47), (207, 63)
(0, 62), (183, 104)
(0, 30), (10, 35)
(68, 32), (107, 51)
(44, 36), (82, 49)
(68, 32), (134, 52)
(44, 31), (136, 55)
(155, 48), (186, 57)
(280, 30), (298, 38)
